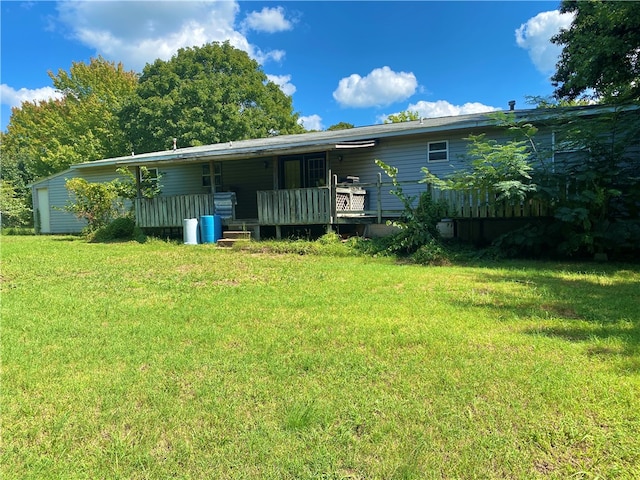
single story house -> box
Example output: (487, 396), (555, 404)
(30, 104), (638, 240)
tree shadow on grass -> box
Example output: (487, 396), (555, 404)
(448, 262), (640, 373)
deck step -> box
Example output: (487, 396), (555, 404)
(217, 230), (252, 248)
(223, 230), (252, 240)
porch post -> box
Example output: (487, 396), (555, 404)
(377, 172), (382, 224)
(135, 166), (142, 198)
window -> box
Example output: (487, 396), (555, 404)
(140, 167), (159, 183)
(138, 167), (161, 198)
(202, 163), (222, 189)
(428, 141), (448, 162)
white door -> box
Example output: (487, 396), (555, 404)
(37, 188), (51, 233)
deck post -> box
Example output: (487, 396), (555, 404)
(135, 166), (142, 199)
(376, 172), (382, 224)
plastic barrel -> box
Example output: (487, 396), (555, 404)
(200, 215), (222, 243)
(183, 218), (199, 244)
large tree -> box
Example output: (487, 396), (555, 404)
(2, 58), (137, 182)
(120, 41), (304, 154)
(0, 57), (137, 226)
(551, 0), (640, 102)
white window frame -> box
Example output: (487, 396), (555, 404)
(427, 140), (449, 163)
(143, 167), (159, 182)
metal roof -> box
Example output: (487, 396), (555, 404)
(70, 103), (637, 170)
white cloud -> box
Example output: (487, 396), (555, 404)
(298, 114), (323, 131)
(266, 74), (296, 96)
(242, 6), (293, 33)
(515, 10), (574, 75)
(0, 84), (63, 108)
(380, 100), (499, 122)
(54, 1), (285, 72)
(333, 66), (418, 108)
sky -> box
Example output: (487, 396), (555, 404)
(0, 1), (574, 133)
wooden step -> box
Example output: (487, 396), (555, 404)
(217, 230), (252, 248)
(223, 230), (252, 240)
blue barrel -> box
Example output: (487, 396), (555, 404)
(200, 215), (222, 243)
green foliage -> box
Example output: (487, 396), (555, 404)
(384, 110), (420, 123)
(552, 1), (640, 102)
(115, 166), (163, 200)
(536, 106), (640, 257)
(422, 112), (540, 203)
(64, 178), (126, 232)
(376, 159), (449, 257)
(1, 57), (137, 222)
(89, 216), (146, 243)
(90, 216), (136, 242)
(120, 41), (304, 154)
(0, 181), (31, 227)
(411, 238), (449, 265)
(326, 122), (355, 131)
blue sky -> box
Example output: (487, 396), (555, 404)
(1, 1), (573, 133)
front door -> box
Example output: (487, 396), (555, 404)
(279, 153), (326, 189)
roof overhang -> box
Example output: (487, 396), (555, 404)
(68, 103), (638, 171)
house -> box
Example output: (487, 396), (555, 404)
(30, 104), (639, 240)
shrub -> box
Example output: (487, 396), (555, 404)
(90, 216), (137, 242)
(412, 239), (449, 265)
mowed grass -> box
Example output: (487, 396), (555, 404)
(1, 235), (639, 479)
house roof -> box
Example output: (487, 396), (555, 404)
(69, 103), (637, 171)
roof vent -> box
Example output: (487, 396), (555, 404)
(172, 138), (177, 151)
(508, 100), (516, 111)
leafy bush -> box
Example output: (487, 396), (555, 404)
(375, 159), (448, 256)
(0, 181), (32, 228)
(90, 216), (144, 243)
(411, 239), (449, 265)
(64, 178), (125, 232)
(1, 227), (35, 236)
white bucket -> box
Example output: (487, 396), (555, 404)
(183, 218), (199, 244)
(436, 219), (455, 238)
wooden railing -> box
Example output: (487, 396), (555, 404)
(136, 181), (550, 230)
(337, 174), (550, 220)
(134, 193), (236, 228)
(257, 188), (331, 225)
(429, 188), (550, 218)
(135, 194), (214, 228)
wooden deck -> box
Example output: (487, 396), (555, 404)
(134, 179), (550, 231)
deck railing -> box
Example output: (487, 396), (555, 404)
(134, 194), (214, 228)
(257, 188), (331, 225)
(335, 175), (550, 220)
(134, 192), (237, 228)
(135, 181), (550, 230)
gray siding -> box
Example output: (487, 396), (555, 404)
(156, 164), (205, 196)
(32, 166), (130, 234)
(330, 127), (554, 215)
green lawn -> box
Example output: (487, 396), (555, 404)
(2, 235), (639, 479)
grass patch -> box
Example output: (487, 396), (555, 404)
(2, 236), (639, 478)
